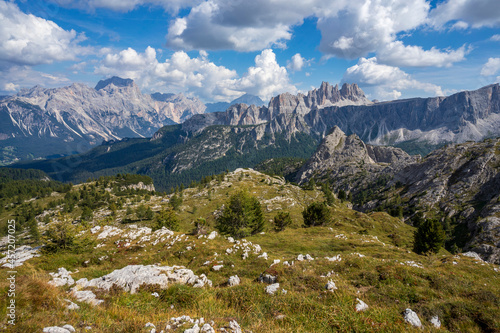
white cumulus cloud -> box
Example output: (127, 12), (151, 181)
(96, 47), (296, 102)
(480, 58), (500, 77)
(429, 0), (500, 29)
(342, 57), (444, 101)
(166, 0), (300, 52)
(0, 1), (89, 69)
(287, 53), (311, 72)
(377, 41), (469, 68)
(236, 49), (297, 100)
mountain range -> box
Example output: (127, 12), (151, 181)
(0, 77), (266, 165)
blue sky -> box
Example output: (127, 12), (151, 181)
(0, 0), (499, 102)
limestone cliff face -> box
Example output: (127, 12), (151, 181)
(185, 83), (500, 149)
(295, 126), (417, 189)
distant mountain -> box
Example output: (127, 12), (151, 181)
(0, 77), (206, 164)
(205, 93), (266, 113)
(186, 83), (500, 153)
(231, 93), (266, 106)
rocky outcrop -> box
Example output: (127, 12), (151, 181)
(295, 126), (418, 190)
(73, 264), (212, 294)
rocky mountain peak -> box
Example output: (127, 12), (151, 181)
(95, 76), (135, 91)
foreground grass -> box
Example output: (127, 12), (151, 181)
(0, 169), (499, 332)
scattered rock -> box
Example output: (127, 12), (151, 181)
(296, 254), (314, 261)
(355, 298), (369, 312)
(403, 309), (422, 328)
(326, 280), (337, 291)
(228, 320), (242, 333)
(64, 299), (80, 310)
(184, 323), (200, 333)
(228, 275), (240, 286)
(258, 252), (268, 260)
(212, 265), (223, 271)
(207, 231), (218, 240)
(265, 283), (280, 295)
(43, 325), (75, 333)
(201, 323), (216, 333)
(325, 255), (341, 262)
(259, 273), (277, 284)
(49, 267), (74, 287)
(70, 290), (104, 306)
(430, 315), (441, 328)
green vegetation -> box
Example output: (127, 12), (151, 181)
(302, 202), (331, 227)
(216, 190), (264, 238)
(273, 211), (292, 232)
(413, 218), (446, 254)
(0, 168), (498, 333)
(154, 208), (180, 231)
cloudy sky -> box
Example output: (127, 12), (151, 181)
(0, 0), (499, 102)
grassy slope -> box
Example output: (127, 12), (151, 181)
(0, 169), (499, 332)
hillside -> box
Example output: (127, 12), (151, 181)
(296, 127), (500, 264)
(0, 169), (499, 332)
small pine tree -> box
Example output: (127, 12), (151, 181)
(80, 206), (93, 222)
(273, 211), (292, 232)
(413, 218), (445, 254)
(302, 202), (331, 227)
(216, 191), (264, 238)
(44, 214), (76, 252)
(338, 189), (347, 202)
(321, 184), (335, 206)
(27, 217), (40, 243)
(170, 194), (183, 210)
(154, 208), (180, 231)
(145, 207), (154, 220)
(136, 204), (148, 221)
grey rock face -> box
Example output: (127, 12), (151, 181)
(0, 77), (205, 161)
(185, 83), (500, 150)
(295, 126), (418, 192)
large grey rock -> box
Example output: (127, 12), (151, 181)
(0, 245), (41, 268)
(74, 265), (212, 294)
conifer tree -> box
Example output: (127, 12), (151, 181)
(413, 218), (445, 254)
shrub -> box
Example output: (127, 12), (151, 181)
(154, 208), (179, 231)
(413, 218), (445, 254)
(273, 211), (292, 232)
(302, 202), (331, 227)
(43, 214), (76, 252)
(216, 191), (264, 238)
